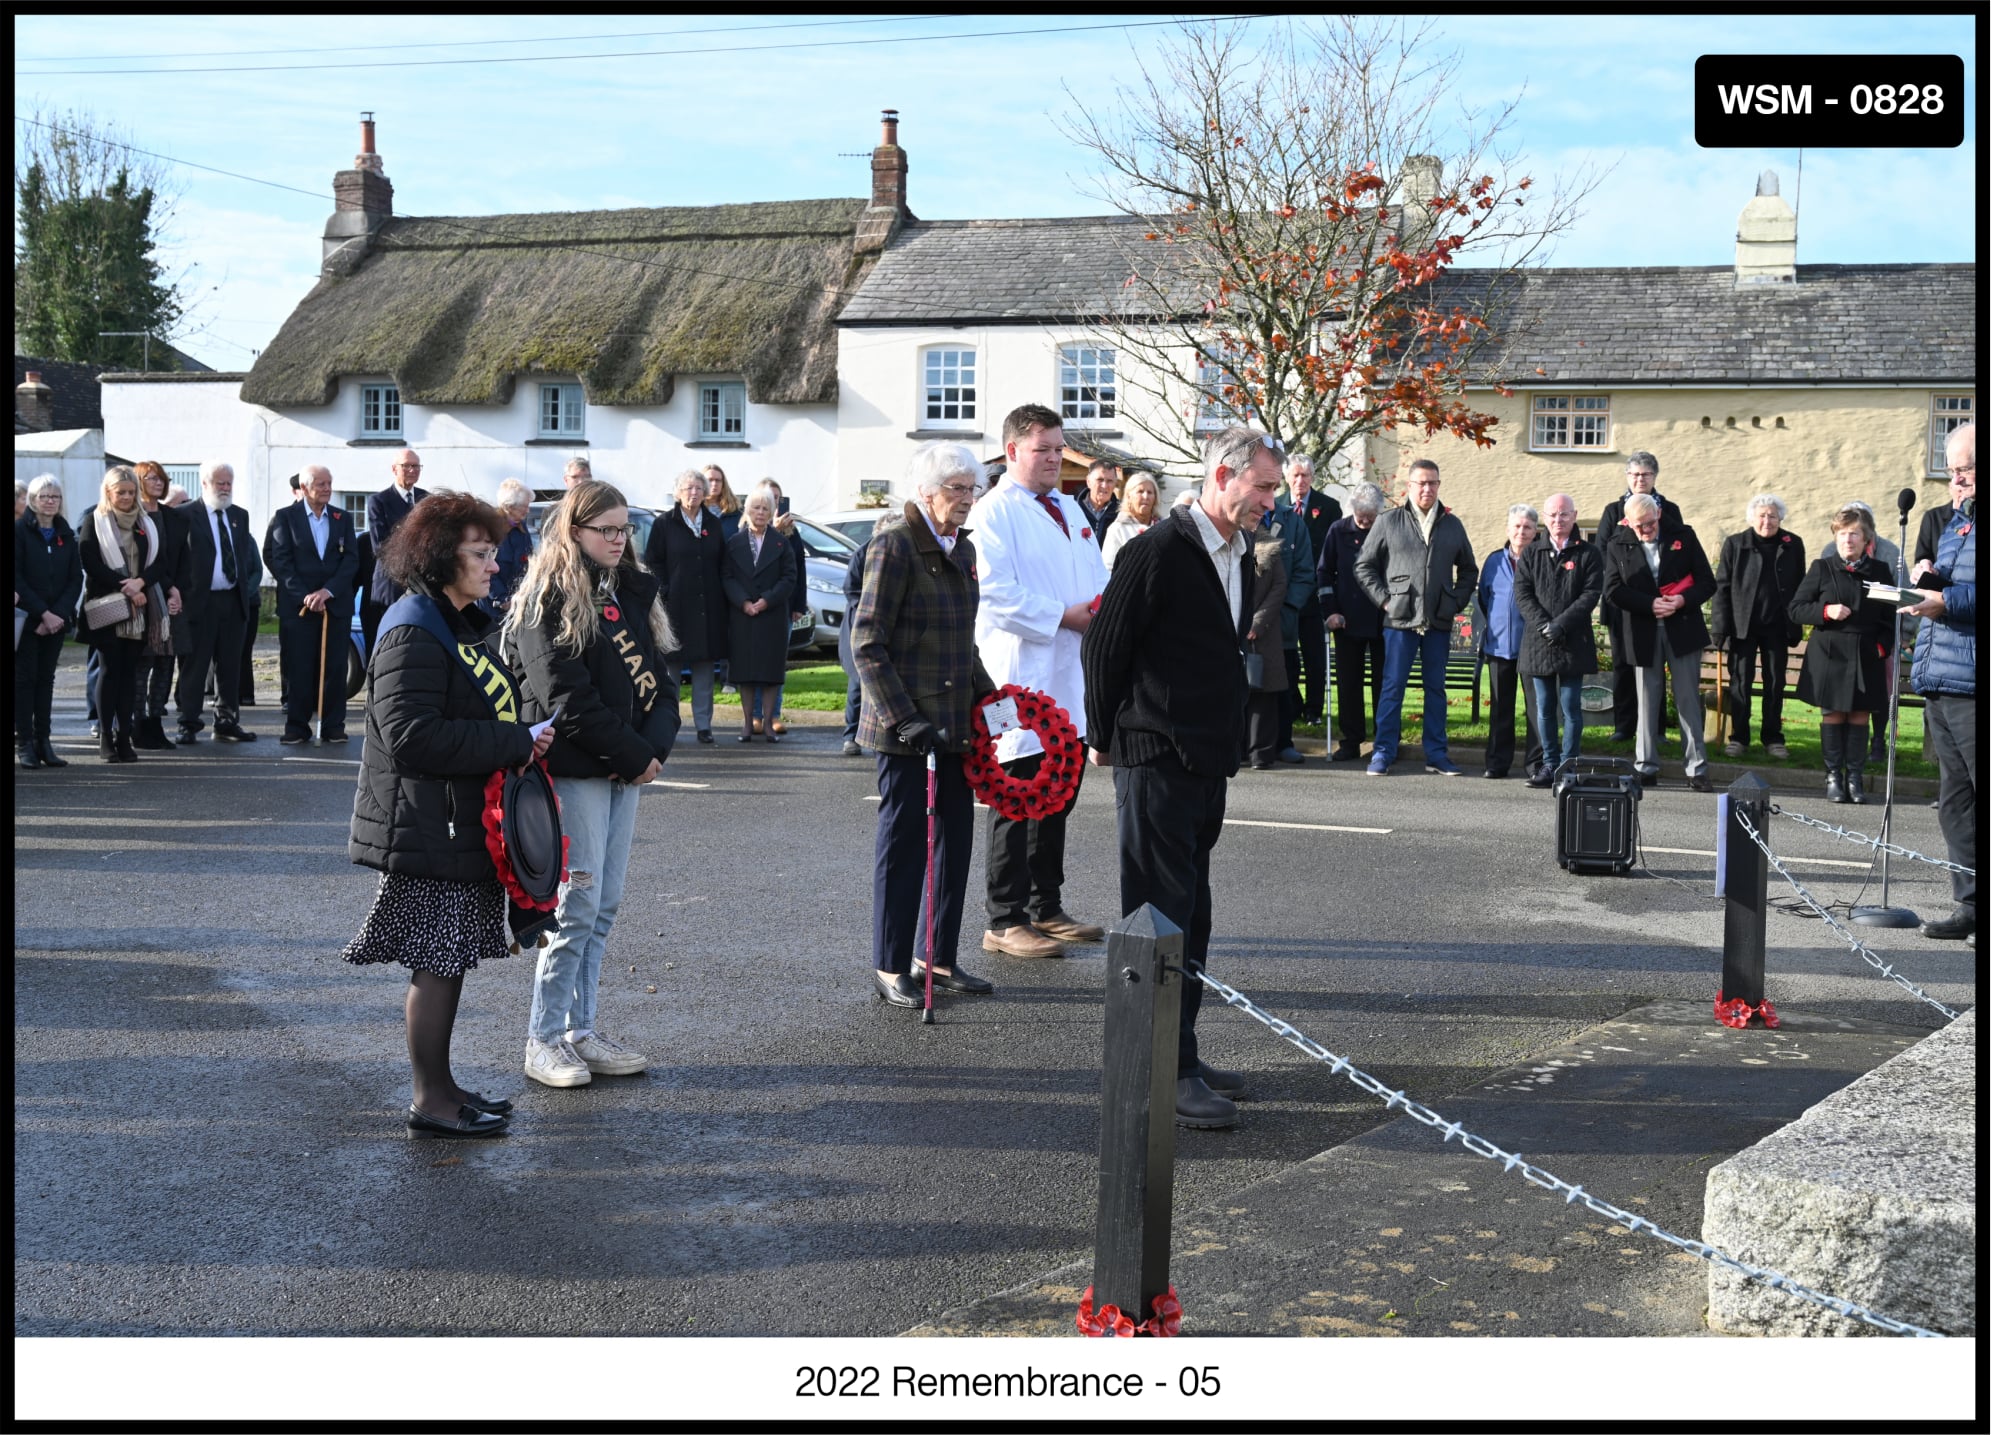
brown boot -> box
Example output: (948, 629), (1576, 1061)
(982, 925), (1065, 958)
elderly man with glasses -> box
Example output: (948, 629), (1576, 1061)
(1602, 491), (1716, 791)
(364, 449), (429, 656)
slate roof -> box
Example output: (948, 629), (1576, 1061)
(243, 199), (878, 409)
(13, 355), (108, 432)
(842, 219), (1974, 385)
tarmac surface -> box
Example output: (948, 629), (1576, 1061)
(14, 645), (1974, 1336)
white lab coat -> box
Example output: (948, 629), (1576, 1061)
(970, 477), (1108, 760)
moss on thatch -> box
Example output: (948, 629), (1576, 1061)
(242, 198), (875, 408)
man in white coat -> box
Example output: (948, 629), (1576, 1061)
(970, 403), (1109, 958)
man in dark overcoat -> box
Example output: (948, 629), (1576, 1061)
(1594, 452), (1682, 743)
(174, 461), (264, 744)
(263, 465), (359, 745)
(1602, 492), (1715, 790)
(363, 449), (428, 656)
(852, 445), (997, 1007)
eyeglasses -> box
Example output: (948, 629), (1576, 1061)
(940, 483), (978, 497)
(581, 523), (637, 542)
(1948, 465), (1975, 478)
(458, 546), (499, 564)
(396, 464), (422, 472)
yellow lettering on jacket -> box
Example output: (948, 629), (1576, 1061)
(458, 642), (519, 723)
(613, 630), (636, 655)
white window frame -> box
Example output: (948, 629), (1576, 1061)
(1058, 344), (1116, 423)
(1194, 346), (1239, 433)
(359, 382), (402, 438)
(920, 346), (978, 428)
(1528, 393), (1612, 451)
(697, 381), (747, 440)
(539, 382), (585, 439)
(1929, 393), (1974, 476)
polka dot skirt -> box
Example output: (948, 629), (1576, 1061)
(341, 873), (510, 978)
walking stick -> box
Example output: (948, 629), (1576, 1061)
(1324, 636), (1335, 759)
(921, 747), (938, 1025)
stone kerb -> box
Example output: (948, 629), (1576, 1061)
(1703, 1009), (1975, 1336)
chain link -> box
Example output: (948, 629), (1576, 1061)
(1192, 967), (1943, 1337)
(1768, 802), (1977, 878)
(1733, 809), (1961, 1021)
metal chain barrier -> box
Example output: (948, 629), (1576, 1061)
(1768, 802), (1977, 878)
(1734, 809), (1962, 1022)
(1193, 967), (1942, 1337)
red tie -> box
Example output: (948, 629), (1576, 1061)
(1037, 493), (1070, 538)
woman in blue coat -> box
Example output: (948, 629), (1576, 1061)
(15, 475), (82, 768)
(1475, 504), (1545, 780)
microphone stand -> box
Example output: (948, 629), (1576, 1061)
(1849, 500), (1920, 928)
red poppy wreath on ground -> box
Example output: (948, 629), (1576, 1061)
(483, 762), (569, 913)
(965, 685), (1085, 822)
(1076, 1284), (1182, 1337)
(1713, 991), (1779, 1029)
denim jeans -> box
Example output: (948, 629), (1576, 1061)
(1532, 675), (1585, 774)
(1375, 626), (1450, 764)
(528, 774), (642, 1042)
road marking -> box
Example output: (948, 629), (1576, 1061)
(1225, 818), (1392, 835)
(281, 757), (361, 766)
(1641, 845), (1872, 871)
(864, 796), (992, 809)
(648, 780), (712, 790)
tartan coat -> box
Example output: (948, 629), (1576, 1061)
(853, 502), (996, 757)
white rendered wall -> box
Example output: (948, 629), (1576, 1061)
(14, 429), (107, 526)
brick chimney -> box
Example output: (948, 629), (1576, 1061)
(323, 113), (395, 275)
(1396, 154), (1444, 245)
(854, 109), (915, 255)
(16, 371), (53, 432)
(1734, 170), (1796, 287)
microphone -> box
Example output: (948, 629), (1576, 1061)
(1897, 488), (1917, 516)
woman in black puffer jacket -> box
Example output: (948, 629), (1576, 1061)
(343, 491), (552, 1139)
(506, 481), (679, 1091)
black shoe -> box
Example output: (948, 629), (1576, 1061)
(1688, 773), (1713, 793)
(459, 1091), (514, 1116)
(914, 963), (994, 995)
(872, 970), (923, 1008)
(114, 733), (140, 763)
(1330, 744), (1360, 762)
(1276, 747), (1305, 764)
(320, 730), (348, 745)
(696, 729), (714, 745)
(213, 722), (256, 742)
(35, 738), (67, 768)
(1609, 729), (1634, 743)
(842, 739), (863, 757)
(1483, 768), (1508, 779)
(1826, 772), (1848, 804)
(176, 727), (201, 746)
(1195, 1059), (1249, 1099)
(131, 717), (171, 750)
(1174, 1076), (1239, 1129)
(1526, 767), (1554, 789)
(281, 727), (311, 745)
(407, 1103), (509, 1138)
(1921, 910), (1976, 941)
(17, 743), (44, 770)
(1250, 757), (1275, 770)
(1638, 771), (1658, 787)
(1869, 737), (1887, 764)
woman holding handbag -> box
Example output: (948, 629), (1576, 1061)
(78, 466), (169, 764)
(343, 491), (554, 1138)
(507, 481), (678, 1089)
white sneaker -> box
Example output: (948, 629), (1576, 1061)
(566, 1029), (649, 1077)
(524, 1036), (592, 1088)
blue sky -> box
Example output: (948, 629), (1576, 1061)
(13, 11), (1979, 371)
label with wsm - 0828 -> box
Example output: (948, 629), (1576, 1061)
(1695, 54), (1964, 147)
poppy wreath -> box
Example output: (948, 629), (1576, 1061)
(1075, 1284), (1182, 1338)
(1713, 991), (1780, 1029)
(965, 684), (1085, 822)
(483, 761), (569, 913)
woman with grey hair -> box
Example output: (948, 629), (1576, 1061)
(16, 474), (81, 768)
(14, 478), (29, 522)
(487, 479), (535, 615)
(1710, 493), (1805, 759)
(1817, 499), (1904, 764)
(1314, 481), (1388, 760)
(1474, 503), (1545, 779)
(642, 469), (728, 744)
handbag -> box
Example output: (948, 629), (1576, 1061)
(83, 592), (132, 630)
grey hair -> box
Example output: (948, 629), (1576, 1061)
(1203, 425), (1281, 482)
(1542, 491), (1576, 516)
(1626, 451), (1660, 477)
(1506, 502), (1540, 528)
(165, 484), (191, 505)
(562, 456), (592, 477)
(1745, 493), (1788, 523)
(200, 459), (234, 488)
(496, 478), (532, 509)
(1284, 453), (1315, 478)
(1350, 482), (1386, 517)
(14, 478), (28, 499)
(1623, 492), (1661, 521)
(27, 473), (63, 502)
(673, 468), (707, 502)
(907, 441), (983, 497)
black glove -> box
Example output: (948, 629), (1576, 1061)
(896, 717), (940, 753)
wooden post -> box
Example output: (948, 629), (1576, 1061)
(1091, 903), (1183, 1325)
(1721, 772), (1771, 1006)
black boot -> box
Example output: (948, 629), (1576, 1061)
(1821, 721), (1848, 803)
(133, 715), (170, 750)
(114, 724), (140, 763)
(99, 724), (118, 763)
(36, 736), (68, 768)
(17, 740), (44, 769)
(1845, 722), (1870, 805)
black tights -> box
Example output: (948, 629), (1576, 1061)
(405, 970), (466, 1119)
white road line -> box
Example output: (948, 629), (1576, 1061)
(281, 757), (362, 766)
(1641, 845), (1873, 871)
(648, 780), (712, 790)
(1225, 818), (1392, 835)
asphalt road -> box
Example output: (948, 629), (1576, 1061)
(14, 670), (1974, 1337)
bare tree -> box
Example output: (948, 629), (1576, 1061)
(1060, 18), (1598, 481)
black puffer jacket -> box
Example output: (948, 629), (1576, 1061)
(512, 563), (677, 782)
(1514, 534), (1604, 678)
(1603, 523), (1717, 665)
(350, 599), (534, 882)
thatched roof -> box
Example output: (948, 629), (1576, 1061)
(242, 199), (876, 408)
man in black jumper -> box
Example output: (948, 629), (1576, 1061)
(1083, 425), (1280, 1129)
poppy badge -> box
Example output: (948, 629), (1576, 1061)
(603, 604), (620, 622)
(1671, 540), (1683, 551)
(1563, 559), (1575, 570)
(1081, 528), (1092, 541)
